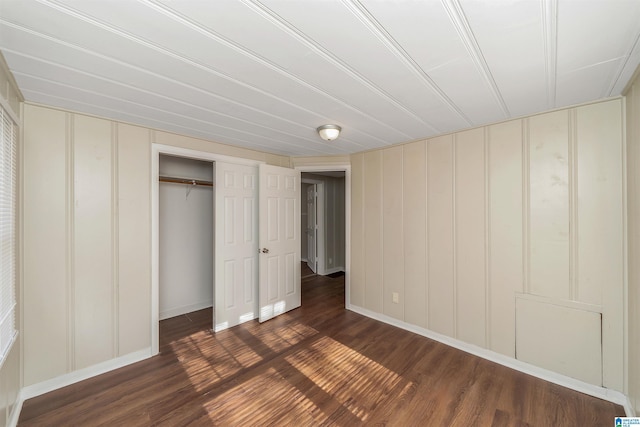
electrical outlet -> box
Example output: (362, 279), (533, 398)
(392, 292), (399, 304)
(329, 257), (332, 265)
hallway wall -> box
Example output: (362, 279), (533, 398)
(302, 173), (345, 274)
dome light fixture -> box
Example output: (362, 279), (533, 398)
(316, 124), (341, 141)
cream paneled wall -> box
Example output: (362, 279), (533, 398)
(427, 136), (455, 337)
(363, 151), (383, 314)
(23, 107), (151, 385)
(351, 98), (625, 391)
(625, 70), (640, 414)
(382, 146), (403, 321)
(487, 120), (523, 357)
(402, 141), (427, 329)
(22, 104), (289, 387)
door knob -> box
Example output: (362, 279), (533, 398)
(261, 248), (269, 254)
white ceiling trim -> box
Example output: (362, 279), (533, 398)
(12, 65), (352, 154)
(27, 93), (352, 156)
(39, 0), (313, 113)
(1, 0), (639, 156)
(37, 0), (405, 146)
(607, 29), (640, 96)
(140, 0), (363, 127)
(0, 27), (358, 155)
(20, 85), (312, 155)
(12, 59), (360, 156)
(2, 13), (381, 153)
(441, 0), (510, 119)
(342, 0), (474, 128)
(238, 0), (427, 137)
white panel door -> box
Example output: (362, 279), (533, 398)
(214, 162), (258, 332)
(259, 164), (301, 322)
(306, 184), (317, 273)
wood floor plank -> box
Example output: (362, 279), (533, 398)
(18, 268), (625, 426)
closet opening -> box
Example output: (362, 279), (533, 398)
(158, 154), (214, 333)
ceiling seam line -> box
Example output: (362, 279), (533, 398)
(12, 68), (358, 150)
(21, 85), (340, 155)
(142, 0), (422, 139)
(343, 0), (473, 127)
(606, 31), (640, 97)
(441, 0), (510, 119)
(21, 88), (313, 155)
(37, 0), (341, 122)
(35, 0), (415, 141)
(0, 16), (330, 130)
(237, 0), (437, 134)
(0, 18), (390, 146)
(22, 88), (336, 156)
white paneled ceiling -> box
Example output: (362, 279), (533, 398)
(1, 0), (639, 156)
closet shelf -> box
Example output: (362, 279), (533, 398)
(159, 175), (213, 187)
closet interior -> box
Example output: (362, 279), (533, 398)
(159, 154), (214, 321)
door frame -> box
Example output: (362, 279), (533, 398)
(295, 164), (351, 309)
(151, 143), (263, 355)
(301, 178), (325, 274)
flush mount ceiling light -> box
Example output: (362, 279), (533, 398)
(316, 124), (341, 141)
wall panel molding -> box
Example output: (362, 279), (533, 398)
(402, 140), (427, 328)
(568, 108), (578, 302)
(427, 135), (455, 337)
(382, 146), (404, 321)
(452, 135), (458, 339)
(23, 105), (70, 385)
(487, 119), (522, 357)
(484, 127), (491, 349)
(350, 98), (624, 391)
(349, 153), (364, 308)
(454, 128), (486, 347)
(522, 117), (530, 295)
(624, 70), (640, 414)
(21, 103), (290, 393)
(111, 123), (120, 358)
(363, 150), (383, 313)
(528, 110), (570, 300)
(73, 114), (115, 370)
(65, 112), (75, 372)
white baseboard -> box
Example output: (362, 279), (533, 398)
(9, 306), (635, 425)
(8, 392), (23, 427)
(159, 301), (212, 320)
(322, 267), (344, 276)
(623, 396), (637, 417)
(20, 348), (152, 401)
(348, 304), (634, 417)
(11, 348), (152, 427)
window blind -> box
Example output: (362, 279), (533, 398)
(0, 103), (16, 363)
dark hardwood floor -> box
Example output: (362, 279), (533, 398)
(19, 269), (624, 426)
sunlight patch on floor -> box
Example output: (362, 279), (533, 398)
(171, 318), (318, 393)
(170, 330), (263, 392)
(203, 367), (325, 425)
(245, 318), (318, 353)
(285, 335), (404, 422)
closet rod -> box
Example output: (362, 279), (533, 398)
(159, 175), (213, 187)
